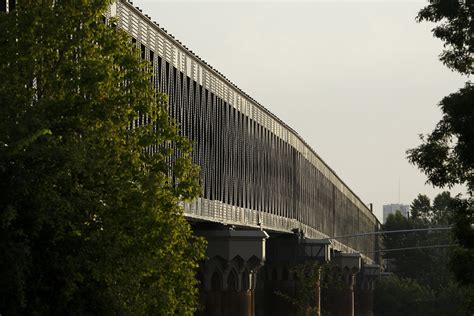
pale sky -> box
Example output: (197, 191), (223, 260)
(133, 0), (467, 222)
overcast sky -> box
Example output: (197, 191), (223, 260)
(133, 0), (467, 222)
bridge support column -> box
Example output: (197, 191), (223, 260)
(195, 227), (268, 316)
(355, 264), (380, 316)
(261, 232), (330, 316)
(324, 253), (361, 316)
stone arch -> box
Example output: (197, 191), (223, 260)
(211, 269), (223, 291)
(282, 267), (289, 281)
(271, 267), (278, 281)
(227, 268), (238, 291)
(241, 269), (249, 291)
(293, 271), (299, 282)
(230, 255), (245, 271)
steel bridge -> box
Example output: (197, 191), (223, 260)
(112, 0), (380, 260)
(111, 2), (382, 315)
(0, 0), (382, 314)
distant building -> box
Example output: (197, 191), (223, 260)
(383, 204), (409, 223)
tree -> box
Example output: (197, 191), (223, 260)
(380, 192), (471, 313)
(408, 0), (474, 295)
(383, 212), (435, 286)
(274, 262), (346, 316)
(410, 192), (456, 224)
(449, 198), (474, 286)
(383, 193), (455, 290)
(410, 194), (432, 220)
(382, 192), (474, 315)
(416, 0), (473, 75)
(432, 191), (455, 224)
(374, 274), (472, 316)
(407, 84), (474, 192)
(275, 262), (324, 316)
(0, 1), (204, 314)
(374, 275), (435, 316)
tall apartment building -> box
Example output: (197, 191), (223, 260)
(383, 204), (409, 223)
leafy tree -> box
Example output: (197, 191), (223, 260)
(275, 262), (323, 316)
(0, 1), (204, 315)
(407, 84), (474, 192)
(449, 198), (474, 285)
(383, 211), (438, 287)
(432, 191), (455, 224)
(410, 192), (456, 224)
(435, 280), (474, 316)
(374, 275), (471, 316)
(380, 192), (472, 313)
(374, 275), (435, 316)
(407, 84), (474, 298)
(409, 0), (474, 297)
(274, 262), (346, 316)
(410, 194), (432, 220)
(416, 0), (473, 75)
(383, 193), (455, 289)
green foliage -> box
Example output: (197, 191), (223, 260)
(407, 84), (474, 192)
(410, 0), (474, 303)
(374, 275), (435, 316)
(409, 192), (458, 224)
(275, 262), (346, 316)
(380, 192), (473, 313)
(0, 1), (204, 315)
(274, 262), (322, 316)
(406, 78), (474, 303)
(374, 275), (471, 316)
(410, 194), (432, 220)
(433, 191), (456, 224)
(383, 193), (454, 289)
(436, 281), (474, 316)
(449, 198), (474, 285)
(416, 0), (473, 75)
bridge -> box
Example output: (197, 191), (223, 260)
(111, 2), (382, 315)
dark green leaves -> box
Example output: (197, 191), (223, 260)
(407, 83), (474, 191)
(416, 0), (473, 75)
(0, 1), (204, 314)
